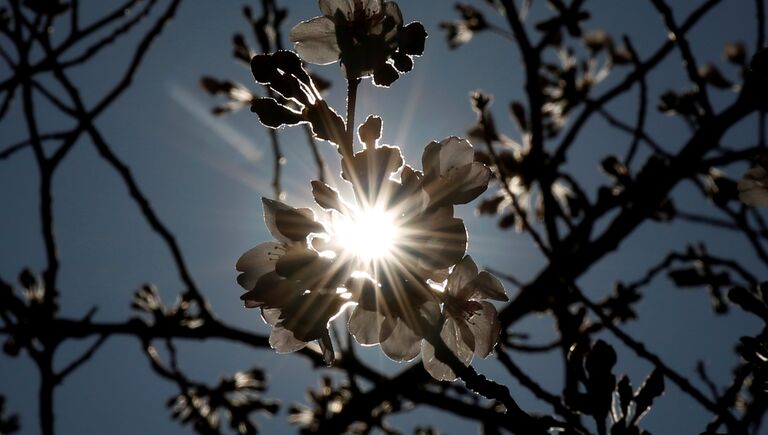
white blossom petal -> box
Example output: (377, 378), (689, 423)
(420, 317), (474, 381)
(235, 242), (284, 291)
(443, 316), (475, 360)
(421, 340), (455, 381)
(261, 308), (282, 326)
(421, 140), (441, 180)
(269, 326), (307, 353)
(262, 198), (294, 243)
(468, 301), (501, 358)
(379, 1), (402, 41)
(348, 306), (390, 345)
(447, 162), (491, 205)
(467, 271), (508, 301)
(290, 16), (341, 65)
(438, 136), (474, 175)
(320, 0), (354, 20)
(446, 255), (478, 299)
(380, 318), (421, 362)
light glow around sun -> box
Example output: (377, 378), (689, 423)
(334, 208), (399, 261)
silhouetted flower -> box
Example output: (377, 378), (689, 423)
(347, 274), (440, 362)
(312, 176), (467, 362)
(541, 49), (606, 129)
(439, 4), (488, 50)
(237, 198), (348, 363)
(421, 136), (492, 207)
(698, 63), (733, 89)
(535, 0), (590, 38)
(724, 41), (747, 65)
(199, 76), (255, 115)
(289, 0), (426, 85)
(167, 367), (278, 435)
(739, 165), (768, 206)
(483, 144), (573, 232)
(421, 255), (507, 381)
(237, 198), (327, 306)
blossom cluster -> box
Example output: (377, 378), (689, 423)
(237, 133), (505, 380)
(235, 0), (507, 381)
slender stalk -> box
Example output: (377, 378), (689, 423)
(267, 128), (284, 199)
(344, 78), (360, 157)
(35, 351), (55, 435)
(304, 125), (326, 182)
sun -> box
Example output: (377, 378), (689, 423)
(334, 207), (399, 261)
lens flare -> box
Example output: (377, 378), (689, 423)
(335, 208), (398, 261)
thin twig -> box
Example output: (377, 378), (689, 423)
(55, 334), (108, 381)
(497, 346), (586, 433)
(623, 37), (649, 165)
(649, 0), (714, 117)
(571, 283), (740, 430)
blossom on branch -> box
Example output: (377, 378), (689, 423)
(237, 198), (350, 364)
(421, 136), (492, 207)
(289, 0), (426, 85)
(421, 255), (507, 381)
(239, 11), (504, 379)
(739, 165), (768, 207)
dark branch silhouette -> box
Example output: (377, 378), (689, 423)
(2, 0), (768, 434)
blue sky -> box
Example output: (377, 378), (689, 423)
(1, 0), (765, 433)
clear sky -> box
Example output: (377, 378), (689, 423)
(1, 0), (765, 433)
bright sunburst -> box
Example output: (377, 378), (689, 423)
(334, 207), (399, 261)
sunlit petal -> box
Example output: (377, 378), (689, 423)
(468, 271), (508, 301)
(349, 306), (389, 345)
(468, 301), (501, 358)
(270, 326), (308, 353)
(446, 255), (478, 298)
(290, 17), (341, 65)
(380, 318), (421, 361)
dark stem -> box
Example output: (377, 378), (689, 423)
(649, 0), (714, 117)
(304, 125), (326, 182)
(344, 78), (360, 157)
(267, 128), (283, 199)
(38, 357), (55, 435)
(623, 38), (648, 165)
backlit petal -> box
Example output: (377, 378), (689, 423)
(438, 136), (474, 175)
(467, 271), (508, 301)
(421, 317), (474, 381)
(263, 198), (294, 243)
(446, 255), (478, 299)
(236, 242), (284, 290)
(468, 301), (500, 358)
(290, 17), (341, 65)
(270, 326), (308, 353)
(349, 306), (388, 345)
(447, 162), (491, 204)
(319, 0), (354, 20)
(380, 318), (421, 361)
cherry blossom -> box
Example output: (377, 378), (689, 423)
(237, 198), (349, 364)
(421, 255), (507, 381)
(421, 136), (492, 207)
(289, 0), (426, 85)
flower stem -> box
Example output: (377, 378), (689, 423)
(344, 77), (361, 157)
